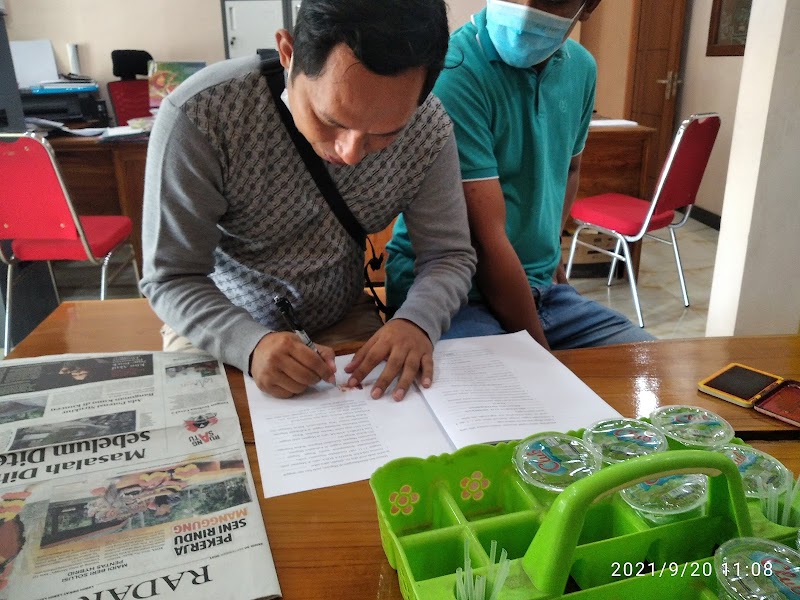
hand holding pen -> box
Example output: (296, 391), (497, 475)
(247, 296), (336, 398)
(273, 295), (320, 354)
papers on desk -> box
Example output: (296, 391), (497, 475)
(590, 118), (639, 127)
(247, 331), (621, 497)
(0, 351), (280, 600)
(25, 117), (105, 137)
(100, 125), (150, 141)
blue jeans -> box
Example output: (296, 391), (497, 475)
(442, 284), (655, 349)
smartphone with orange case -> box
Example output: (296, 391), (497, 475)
(697, 363), (784, 408)
(698, 363), (800, 428)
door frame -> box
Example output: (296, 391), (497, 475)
(220, 0), (295, 60)
(623, 0), (643, 120)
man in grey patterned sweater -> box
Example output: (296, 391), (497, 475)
(140, 0), (476, 401)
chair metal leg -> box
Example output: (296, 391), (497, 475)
(565, 224), (588, 279)
(130, 244), (143, 298)
(670, 227), (690, 307)
(607, 239), (622, 287)
(4, 264), (13, 357)
(100, 253), (112, 300)
(620, 240), (644, 328)
(46, 261), (62, 305)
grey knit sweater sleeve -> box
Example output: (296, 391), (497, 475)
(140, 98), (271, 374)
(392, 132), (475, 343)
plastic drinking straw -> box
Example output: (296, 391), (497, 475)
(489, 539), (497, 581)
(464, 539), (473, 600)
(456, 567), (467, 600)
(780, 475), (794, 526)
(768, 483), (780, 523)
(783, 474), (800, 526)
(757, 475), (767, 520)
(475, 575), (486, 600)
(489, 550), (510, 600)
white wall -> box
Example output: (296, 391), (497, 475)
(677, 0), (744, 217)
(579, 0), (634, 118)
(447, 0), (483, 31)
(706, 0), (800, 336)
(4, 0), (225, 93)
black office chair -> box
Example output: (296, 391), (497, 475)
(111, 49), (152, 80)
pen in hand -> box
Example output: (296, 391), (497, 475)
(273, 296), (335, 384)
(273, 295), (319, 353)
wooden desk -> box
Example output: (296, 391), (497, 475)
(49, 136), (148, 268)
(8, 299), (799, 600)
(48, 125), (653, 283)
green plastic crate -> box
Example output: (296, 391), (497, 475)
(369, 433), (800, 600)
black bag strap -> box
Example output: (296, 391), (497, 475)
(259, 50), (365, 251)
(258, 50), (394, 317)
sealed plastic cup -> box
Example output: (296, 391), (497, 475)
(620, 474), (708, 524)
(714, 537), (800, 599)
(583, 418), (668, 464)
(650, 405), (735, 449)
(514, 433), (601, 492)
(715, 444), (793, 499)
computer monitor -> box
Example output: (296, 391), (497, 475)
(0, 14), (25, 132)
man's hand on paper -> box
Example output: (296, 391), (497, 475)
(250, 332), (336, 398)
(344, 319), (433, 402)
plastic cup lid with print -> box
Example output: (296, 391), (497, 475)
(650, 405), (735, 448)
(514, 433), (601, 492)
(714, 537), (800, 600)
(583, 418), (668, 464)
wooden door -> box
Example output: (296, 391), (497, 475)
(627, 0), (688, 197)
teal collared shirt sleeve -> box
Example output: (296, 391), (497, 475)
(571, 42), (597, 157)
(433, 46), (498, 181)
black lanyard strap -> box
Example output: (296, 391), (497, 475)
(259, 50), (365, 251)
(258, 50), (392, 316)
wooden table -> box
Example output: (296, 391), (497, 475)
(7, 299), (800, 600)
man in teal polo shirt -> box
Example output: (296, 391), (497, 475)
(386, 0), (654, 350)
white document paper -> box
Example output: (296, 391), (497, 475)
(245, 356), (452, 498)
(423, 333), (622, 448)
(246, 332), (621, 497)
(9, 40), (59, 88)
(590, 118), (639, 127)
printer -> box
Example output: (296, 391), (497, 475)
(20, 89), (109, 125)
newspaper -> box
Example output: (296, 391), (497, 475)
(0, 352), (280, 600)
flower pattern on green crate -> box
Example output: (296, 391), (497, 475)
(389, 484), (420, 515)
(460, 471), (490, 501)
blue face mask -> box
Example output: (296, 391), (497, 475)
(486, 0), (584, 69)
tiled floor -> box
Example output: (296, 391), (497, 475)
(9, 218), (718, 344)
(570, 218), (718, 340)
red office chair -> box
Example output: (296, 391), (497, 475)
(107, 79), (150, 126)
(0, 132), (141, 356)
(565, 113), (721, 328)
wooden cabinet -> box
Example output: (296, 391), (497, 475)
(579, 124), (653, 199)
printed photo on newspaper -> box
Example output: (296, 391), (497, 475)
(0, 352), (279, 600)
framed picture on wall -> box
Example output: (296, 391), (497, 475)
(707, 0), (752, 56)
